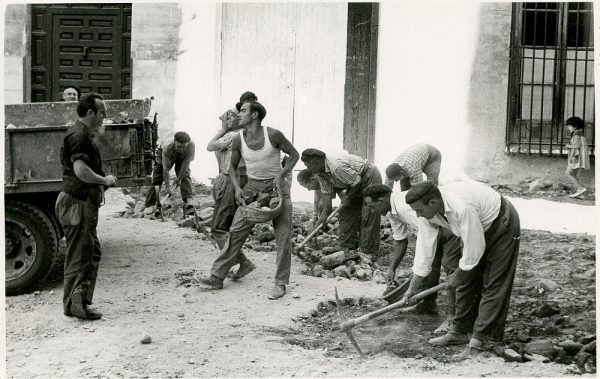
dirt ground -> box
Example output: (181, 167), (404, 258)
(4, 187), (596, 377)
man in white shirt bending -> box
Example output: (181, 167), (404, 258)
(402, 180), (520, 355)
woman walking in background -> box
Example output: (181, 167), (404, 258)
(564, 116), (590, 198)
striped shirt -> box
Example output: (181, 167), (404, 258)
(391, 143), (437, 185)
(316, 153), (367, 195)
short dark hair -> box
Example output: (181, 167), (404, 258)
(235, 101), (243, 112)
(63, 85), (81, 99)
(174, 131), (191, 143)
(385, 163), (406, 180)
(248, 101), (267, 121)
(240, 91), (258, 102)
(405, 181), (442, 205)
(77, 93), (104, 117)
(565, 116), (585, 130)
(297, 169), (315, 184)
(301, 148), (326, 162)
(362, 184), (392, 199)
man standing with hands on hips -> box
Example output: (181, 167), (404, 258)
(55, 93), (117, 320)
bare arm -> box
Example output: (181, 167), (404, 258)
(229, 135), (245, 205)
(387, 239), (409, 284)
(268, 127), (299, 177)
(74, 160), (115, 187)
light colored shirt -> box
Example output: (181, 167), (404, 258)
(412, 180), (501, 277)
(214, 130), (239, 174)
(389, 190), (419, 241)
(392, 143), (436, 185)
(240, 127), (281, 180)
(316, 153), (367, 195)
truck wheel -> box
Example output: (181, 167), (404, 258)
(5, 201), (58, 296)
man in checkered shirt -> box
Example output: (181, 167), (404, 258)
(386, 143), (442, 191)
(301, 148), (382, 255)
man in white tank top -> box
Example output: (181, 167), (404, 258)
(198, 101), (299, 300)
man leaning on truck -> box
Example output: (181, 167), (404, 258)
(55, 93), (117, 320)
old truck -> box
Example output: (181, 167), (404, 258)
(4, 99), (158, 295)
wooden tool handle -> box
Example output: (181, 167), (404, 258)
(340, 282), (447, 331)
(296, 207), (341, 250)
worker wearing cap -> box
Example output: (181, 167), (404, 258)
(145, 131), (196, 214)
(363, 184), (461, 330)
(401, 180), (520, 355)
(207, 106), (246, 248)
(385, 143), (442, 191)
(301, 149), (382, 255)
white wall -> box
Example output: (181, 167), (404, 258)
(375, 1), (481, 182)
(181, 2), (347, 202)
(172, 2), (219, 185)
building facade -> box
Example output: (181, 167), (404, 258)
(3, 2), (594, 186)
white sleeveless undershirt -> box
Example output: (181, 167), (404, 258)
(240, 126), (281, 180)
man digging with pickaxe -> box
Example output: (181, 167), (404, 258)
(402, 180), (520, 356)
(362, 184), (462, 333)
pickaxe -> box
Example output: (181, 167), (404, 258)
(335, 282), (447, 357)
(294, 206), (341, 253)
(189, 204), (220, 249)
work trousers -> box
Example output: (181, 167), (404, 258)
(211, 173), (241, 249)
(451, 197), (520, 342)
(210, 177), (293, 286)
(145, 158), (193, 206)
(55, 192), (102, 314)
(421, 228), (462, 312)
(338, 164), (382, 254)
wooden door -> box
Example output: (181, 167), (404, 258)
(343, 3), (379, 161)
(31, 4), (131, 102)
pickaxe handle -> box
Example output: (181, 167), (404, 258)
(340, 282), (447, 331)
(296, 207), (341, 251)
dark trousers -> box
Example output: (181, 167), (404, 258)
(145, 158), (193, 206)
(210, 177), (293, 285)
(55, 192), (102, 314)
(338, 164), (382, 254)
(421, 228), (462, 311)
(452, 197), (520, 342)
(211, 173), (239, 249)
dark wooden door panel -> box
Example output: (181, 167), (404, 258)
(31, 4), (131, 102)
(343, 3), (379, 162)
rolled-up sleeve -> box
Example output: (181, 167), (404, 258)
(457, 207), (486, 271)
(390, 215), (410, 241)
(67, 134), (91, 164)
(412, 218), (439, 277)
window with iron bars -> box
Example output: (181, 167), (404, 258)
(506, 3), (594, 156)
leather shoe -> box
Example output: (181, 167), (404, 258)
(231, 262), (256, 280)
(428, 331), (469, 346)
(268, 285), (286, 300)
(197, 275), (223, 289)
(68, 292), (102, 320)
(433, 316), (453, 334)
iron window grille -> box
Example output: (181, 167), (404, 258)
(506, 2), (594, 156)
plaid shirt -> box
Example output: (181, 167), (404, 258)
(392, 143), (435, 185)
(316, 153), (367, 195)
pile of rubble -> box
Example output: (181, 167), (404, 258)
(501, 334), (595, 373)
(116, 187), (393, 283)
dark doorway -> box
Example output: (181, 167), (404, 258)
(31, 4), (132, 102)
(343, 3), (379, 161)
